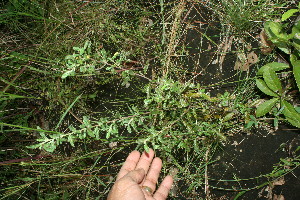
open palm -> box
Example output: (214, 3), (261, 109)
(107, 149), (173, 200)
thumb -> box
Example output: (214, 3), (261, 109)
(124, 168), (145, 184)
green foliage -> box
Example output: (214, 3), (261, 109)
(264, 2), (300, 56)
(2, 1), (298, 199)
(256, 98), (279, 117)
(255, 6), (300, 127)
(61, 40), (131, 83)
(30, 78), (250, 153)
(207, 0), (285, 33)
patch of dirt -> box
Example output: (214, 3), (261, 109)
(208, 127), (300, 200)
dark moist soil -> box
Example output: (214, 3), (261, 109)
(208, 127), (300, 200)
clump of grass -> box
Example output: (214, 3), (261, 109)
(205, 0), (286, 34)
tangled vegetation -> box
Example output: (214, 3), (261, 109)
(1, 0), (299, 199)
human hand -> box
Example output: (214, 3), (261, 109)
(107, 149), (173, 200)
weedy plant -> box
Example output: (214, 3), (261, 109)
(255, 3), (300, 128)
(29, 77), (252, 153)
(1, 0), (299, 199)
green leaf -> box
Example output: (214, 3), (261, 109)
(245, 121), (254, 129)
(106, 124), (113, 139)
(68, 135), (75, 147)
(264, 21), (282, 38)
(39, 131), (47, 139)
(83, 116), (90, 128)
(27, 143), (42, 149)
(282, 9), (299, 21)
(94, 127), (100, 140)
(87, 129), (95, 137)
(144, 143), (150, 152)
(292, 60), (300, 91)
(223, 112), (235, 122)
(285, 117), (300, 128)
(263, 67), (283, 93)
(257, 62), (289, 76)
(276, 42), (291, 54)
(127, 124), (132, 133)
(274, 118), (278, 127)
(62, 70), (75, 79)
(256, 98), (279, 117)
(282, 100), (300, 128)
(73, 47), (84, 55)
(43, 143), (56, 152)
(256, 79), (279, 97)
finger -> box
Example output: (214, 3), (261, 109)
(122, 168), (145, 184)
(142, 157), (162, 192)
(135, 149), (155, 175)
(117, 150), (141, 180)
(153, 175), (173, 200)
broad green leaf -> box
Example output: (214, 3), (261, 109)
(282, 9), (299, 21)
(264, 21), (286, 40)
(290, 54), (298, 63)
(292, 60), (300, 91)
(292, 40), (300, 52)
(282, 100), (300, 128)
(256, 98), (279, 117)
(276, 42), (291, 54)
(285, 117), (300, 128)
(263, 67), (283, 93)
(282, 100), (300, 116)
(256, 79), (279, 97)
(290, 25), (300, 39)
(257, 62), (289, 76)
(265, 21), (281, 37)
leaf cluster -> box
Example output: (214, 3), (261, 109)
(255, 5), (300, 127)
(31, 78), (250, 154)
